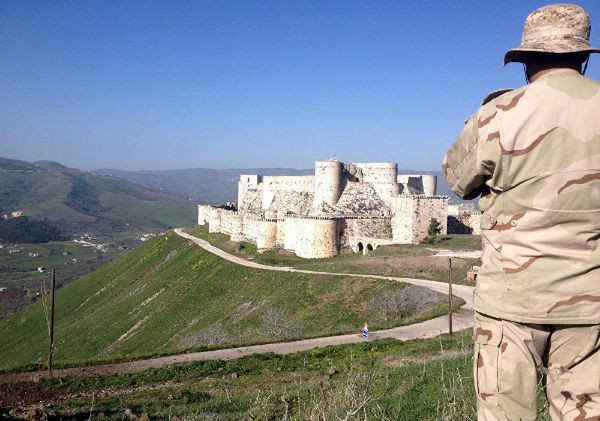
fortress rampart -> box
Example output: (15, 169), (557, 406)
(199, 159), (473, 258)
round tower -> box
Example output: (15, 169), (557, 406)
(313, 159), (343, 208)
(422, 175), (437, 196)
(358, 163), (400, 201)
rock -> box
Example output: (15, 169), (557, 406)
(124, 408), (138, 420)
(326, 367), (338, 379)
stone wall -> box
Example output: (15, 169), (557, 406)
(343, 217), (392, 239)
(255, 219), (278, 251)
(238, 175), (262, 210)
(208, 207), (222, 233)
(220, 211), (242, 242)
(198, 205), (212, 225)
(283, 217), (298, 251)
(391, 197), (415, 243)
(262, 176), (314, 209)
(240, 214), (260, 243)
(410, 196), (448, 243)
(448, 204), (481, 235)
(391, 195), (448, 243)
(293, 217), (338, 258)
(339, 217), (393, 253)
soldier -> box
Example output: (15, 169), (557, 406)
(442, 4), (600, 421)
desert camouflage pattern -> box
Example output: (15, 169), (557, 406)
(504, 4), (600, 64)
(474, 312), (600, 420)
(443, 68), (600, 324)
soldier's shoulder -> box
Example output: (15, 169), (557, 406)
(481, 88), (515, 106)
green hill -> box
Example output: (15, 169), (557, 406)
(0, 231), (449, 372)
(0, 157), (196, 243)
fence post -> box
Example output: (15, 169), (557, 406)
(448, 257), (453, 335)
(48, 267), (56, 376)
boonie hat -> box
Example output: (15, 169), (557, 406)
(504, 3), (600, 64)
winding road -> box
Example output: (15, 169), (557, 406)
(0, 229), (475, 383)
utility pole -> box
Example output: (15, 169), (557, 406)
(448, 257), (453, 335)
(48, 267), (56, 376)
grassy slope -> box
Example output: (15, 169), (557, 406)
(2, 335), (478, 420)
(0, 232), (451, 372)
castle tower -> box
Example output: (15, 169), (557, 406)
(357, 163), (400, 202)
(422, 175), (437, 196)
(313, 159), (343, 208)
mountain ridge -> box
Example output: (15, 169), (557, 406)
(0, 156), (196, 243)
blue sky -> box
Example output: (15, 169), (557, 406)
(2, 1), (600, 171)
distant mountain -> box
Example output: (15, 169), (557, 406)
(0, 157), (197, 243)
(96, 167), (466, 205)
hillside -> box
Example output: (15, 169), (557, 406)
(0, 156), (197, 242)
(96, 167), (464, 204)
(0, 231), (451, 372)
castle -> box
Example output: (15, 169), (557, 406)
(198, 158), (451, 259)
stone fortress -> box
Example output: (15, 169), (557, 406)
(197, 158), (476, 259)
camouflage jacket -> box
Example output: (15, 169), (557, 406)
(443, 68), (600, 324)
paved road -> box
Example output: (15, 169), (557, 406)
(0, 230), (475, 383)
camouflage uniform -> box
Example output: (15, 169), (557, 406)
(443, 4), (600, 420)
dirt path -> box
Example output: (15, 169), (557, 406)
(0, 230), (475, 384)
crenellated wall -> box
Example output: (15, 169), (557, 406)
(220, 211), (242, 242)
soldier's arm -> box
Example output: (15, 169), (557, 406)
(442, 114), (491, 200)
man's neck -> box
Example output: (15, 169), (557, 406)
(528, 65), (580, 82)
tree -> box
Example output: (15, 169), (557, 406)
(423, 218), (442, 244)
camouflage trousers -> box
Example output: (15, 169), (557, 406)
(474, 312), (600, 421)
